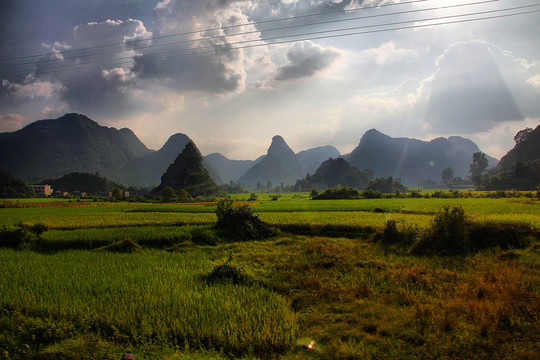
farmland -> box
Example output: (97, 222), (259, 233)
(0, 193), (539, 359)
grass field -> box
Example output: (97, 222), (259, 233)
(0, 195), (538, 359)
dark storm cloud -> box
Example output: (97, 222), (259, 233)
(132, 52), (244, 94)
(416, 41), (540, 133)
(34, 19), (153, 118)
(274, 41), (340, 81)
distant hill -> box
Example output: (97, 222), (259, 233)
(119, 133), (192, 187)
(238, 136), (306, 187)
(151, 142), (222, 197)
(204, 153), (255, 184)
(41, 172), (127, 195)
(119, 133), (223, 186)
(0, 114), (223, 187)
(0, 113), (151, 183)
(482, 124), (540, 190)
(205, 144), (340, 184)
(296, 145), (341, 175)
(345, 129), (498, 186)
(294, 158), (372, 191)
(0, 114), (503, 189)
(0, 171), (34, 198)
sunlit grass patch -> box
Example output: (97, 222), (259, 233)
(0, 249), (298, 356)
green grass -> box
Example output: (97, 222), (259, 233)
(0, 249), (298, 357)
(0, 195), (538, 359)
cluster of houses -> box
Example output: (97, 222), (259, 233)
(29, 185), (129, 198)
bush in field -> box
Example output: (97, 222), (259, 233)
(409, 206), (537, 256)
(362, 189), (382, 199)
(215, 198), (274, 240)
(206, 256), (254, 285)
(0, 222), (48, 249)
(312, 186), (360, 200)
(99, 238), (142, 253)
(412, 206), (470, 255)
(375, 219), (417, 248)
(468, 223), (535, 250)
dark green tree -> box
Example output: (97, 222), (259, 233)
(514, 127), (533, 144)
(469, 152), (489, 187)
(162, 186), (176, 202)
(441, 167), (454, 187)
(112, 188), (123, 198)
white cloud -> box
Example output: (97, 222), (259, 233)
(414, 40), (540, 133)
(274, 41), (342, 82)
(0, 113), (25, 132)
(73, 19), (151, 48)
(362, 42), (416, 65)
(2, 78), (63, 99)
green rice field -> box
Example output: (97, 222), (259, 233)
(0, 194), (538, 359)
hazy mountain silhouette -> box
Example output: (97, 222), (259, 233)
(151, 142), (222, 197)
(121, 133), (223, 186)
(204, 153), (255, 183)
(0, 113), (151, 182)
(0, 114), (500, 189)
(345, 129), (498, 186)
(296, 145), (341, 175)
(294, 157), (372, 191)
(0, 114), (223, 187)
(238, 135), (306, 187)
(119, 133), (191, 186)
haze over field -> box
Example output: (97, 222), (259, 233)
(1, 0), (539, 160)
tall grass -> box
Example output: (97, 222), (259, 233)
(0, 249), (298, 356)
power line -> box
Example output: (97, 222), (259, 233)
(0, 0), (433, 63)
(0, 0), (501, 69)
(1, 5), (538, 77)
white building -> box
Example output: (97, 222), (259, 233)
(30, 184), (53, 197)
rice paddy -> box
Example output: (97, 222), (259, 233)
(0, 194), (538, 359)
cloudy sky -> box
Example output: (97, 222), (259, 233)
(1, 0), (539, 160)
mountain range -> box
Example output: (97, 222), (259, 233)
(0, 113), (500, 188)
(344, 129), (498, 186)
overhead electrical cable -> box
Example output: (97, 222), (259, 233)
(1, 4), (538, 76)
(0, 0), (433, 63)
(0, 0), (501, 69)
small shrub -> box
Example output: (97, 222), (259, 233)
(380, 219), (400, 245)
(468, 223), (535, 250)
(206, 255), (254, 285)
(375, 219), (417, 248)
(0, 222), (48, 249)
(412, 206), (470, 255)
(215, 198), (274, 240)
(99, 238), (141, 253)
(312, 187), (360, 200)
(362, 189), (382, 199)
(409, 191), (423, 198)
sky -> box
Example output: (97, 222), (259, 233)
(1, 0), (539, 160)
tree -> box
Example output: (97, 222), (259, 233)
(441, 167), (454, 187)
(162, 186), (176, 202)
(469, 152), (488, 187)
(514, 127), (533, 144)
(112, 188), (123, 198)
